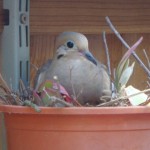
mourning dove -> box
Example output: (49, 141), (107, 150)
(35, 32), (111, 105)
(55, 31), (98, 66)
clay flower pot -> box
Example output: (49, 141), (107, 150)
(0, 105), (150, 150)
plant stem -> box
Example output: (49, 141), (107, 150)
(105, 16), (150, 77)
(97, 88), (150, 107)
(143, 49), (150, 69)
(102, 31), (111, 76)
(0, 73), (11, 93)
(24, 100), (41, 112)
(50, 96), (73, 107)
(69, 66), (77, 100)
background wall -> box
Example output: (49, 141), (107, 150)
(30, 0), (150, 34)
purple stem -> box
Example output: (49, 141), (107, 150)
(105, 16), (150, 77)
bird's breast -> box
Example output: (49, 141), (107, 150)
(44, 52), (111, 104)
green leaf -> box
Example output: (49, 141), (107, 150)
(38, 80), (53, 92)
(114, 37), (143, 93)
(44, 81), (53, 88)
(23, 100), (41, 112)
(119, 37), (143, 66)
(119, 62), (135, 87)
(117, 60), (129, 81)
(40, 88), (60, 106)
(122, 59), (130, 73)
(41, 90), (52, 106)
(116, 37), (143, 80)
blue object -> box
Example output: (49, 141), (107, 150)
(1, 0), (30, 90)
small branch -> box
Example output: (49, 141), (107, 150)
(11, 93), (23, 105)
(0, 73), (11, 93)
(147, 81), (150, 88)
(0, 95), (9, 105)
(50, 96), (73, 107)
(0, 99), (5, 105)
(68, 66), (82, 106)
(19, 79), (29, 97)
(97, 88), (150, 107)
(53, 76), (64, 99)
(23, 100), (41, 112)
(105, 16), (150, 77)
(69, 66), (77, 100)
(43, 88), (73, 107)
(143, 49), (150, 69)
(30, 63), (39, 71)
(76, 87), (83, 101)
(33, 90), (44, 106)
(102, 31), (111, 76)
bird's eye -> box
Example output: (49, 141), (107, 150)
(66, 41), (74, 48)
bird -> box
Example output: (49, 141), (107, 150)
(55, 31), (98, 66)
(34, 31), (112, 105)
(34, 32), (98, 89)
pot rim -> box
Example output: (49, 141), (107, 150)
(0, 105), (150, 115)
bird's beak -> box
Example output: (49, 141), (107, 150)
(80, 49), (97, 66)
(56, 46), (67, 59)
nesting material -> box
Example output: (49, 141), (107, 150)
(125, 85), (148, 106)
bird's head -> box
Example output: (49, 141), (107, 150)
(55, 31), (90, 59)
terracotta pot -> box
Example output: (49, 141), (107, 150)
(0, 105), (150, 150)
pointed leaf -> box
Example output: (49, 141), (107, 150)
(119, 62), (135, 87)
(53, 83), (70, 96)
(114, 37), (143, 93)
(41, 88), (55, 106)
(116, 37), (143, 79)
(117, 59), (130, 82)
(119, 37), (143, 65)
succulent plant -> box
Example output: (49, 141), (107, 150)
(114, 37), (143, 94)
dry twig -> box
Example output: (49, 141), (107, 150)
(42, 87), (73, 107)
(143, 49), (150, 69)
(102, 31), (111, 76)
(48, 96), (73, 107)
(53, 76), (64, 99)
(69, 66), (82, 106)
(97, 88), (150, 107)
(0, 73), (11, 92)
(105, 16), (150, 77)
